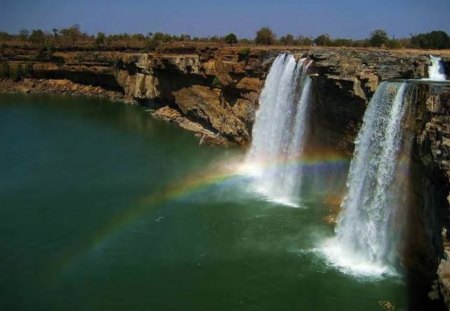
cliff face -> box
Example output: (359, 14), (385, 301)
(1, 45), (445, 147)
(114, 47), (439, 149)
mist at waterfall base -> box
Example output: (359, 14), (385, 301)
(0, 93), (406, 310)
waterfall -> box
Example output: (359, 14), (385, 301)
(428, 55), (447, 81)
(243, 53), (312, 207)
(322, 82), (410, 276)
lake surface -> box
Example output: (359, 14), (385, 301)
(0, 94), (406, 310)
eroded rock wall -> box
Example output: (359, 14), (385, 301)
(2, 45), (446, 147)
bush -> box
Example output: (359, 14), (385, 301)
(332, 38), (353, 47)
(238, 47), (251, 62)
(144, 38), (160, 51)
(212, 76), (221, 88)
(9, 64), (31, 81)
(0, 62), (10, 78)
(385, 39), (402, 49)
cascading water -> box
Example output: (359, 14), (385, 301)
(243, 53), (312, 207)
(322, 82), (410, 276)
(428, 55), (447, 81)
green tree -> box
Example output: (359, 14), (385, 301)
(29, 29), (46, 44)
(19, 29), (29, 41)
(411, 31), (449, 49)
(60, 24), (82, 44)
(96, 32), (106, 45)
(332, 38), (353, 47)
(0, 62), (10, 78)
(279, 34), (294, 45)
(314, 34), (332, 46)
(297, 35), (313, 46)
(224, 33), (238, 45)
(0, 32), (10, 41)
(255, 27), (276, 45)
(369, 29), (389, 47)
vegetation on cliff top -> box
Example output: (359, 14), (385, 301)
(0, 25), (449, 51)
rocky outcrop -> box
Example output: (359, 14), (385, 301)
(413, 83), (450, 308)
(0, 78), (133, 103)
(2, 45), (447, 147)
(152, 106), (229, 146)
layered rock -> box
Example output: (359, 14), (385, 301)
(2, 45), (447, 147)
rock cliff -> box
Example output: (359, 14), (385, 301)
(2, 45), (447, 147)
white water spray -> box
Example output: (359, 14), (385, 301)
(428, 55), (447, 81)
(243, 54), (312, 207)
(322, 82), (409, 276)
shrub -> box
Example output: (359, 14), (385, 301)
(0, 62), (10, 78)
(238, 47), (251, 62)
(212, 76), (221, 88)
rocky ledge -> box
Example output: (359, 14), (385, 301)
(1, 45), (449, 148)
(0, 78), (135, 104)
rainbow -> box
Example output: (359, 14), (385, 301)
(54, 149), (350, 275)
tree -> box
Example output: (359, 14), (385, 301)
(314, 34), (332, 46)
(29, 29), (46, 44)
(411, 31), (450, 49)
(0, 32), (10, 41)
(369, 29), (389, 47)
(96, 32), (106, 45)
(297, 35), (313, 46)
(60, 24), (82, 44)
(52, 28), (58, 38)
(224, 33), (238, 45)
(255, 27), (276, 45)
(19, 29), (29, 41)
(279, 34), (294, 45)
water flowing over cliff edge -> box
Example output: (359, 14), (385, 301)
(243, 54), (312, 207)
(321, 82), (411, 277)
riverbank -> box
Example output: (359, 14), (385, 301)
(0, 77), (231, 146)
(0, 78), (134, 104)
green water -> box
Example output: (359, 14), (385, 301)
(0, 94), (406, 310)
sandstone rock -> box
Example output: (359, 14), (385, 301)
(173, 85), (249, 144)
(152, 106), (230, 146)
(235, 77), (261, 92)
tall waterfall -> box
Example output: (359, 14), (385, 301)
(428, 55), (447, 81)
(244, 53), (312, 207)
(323, 82), (409, 276)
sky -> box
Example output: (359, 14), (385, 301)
(0, 0), (449, 39)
